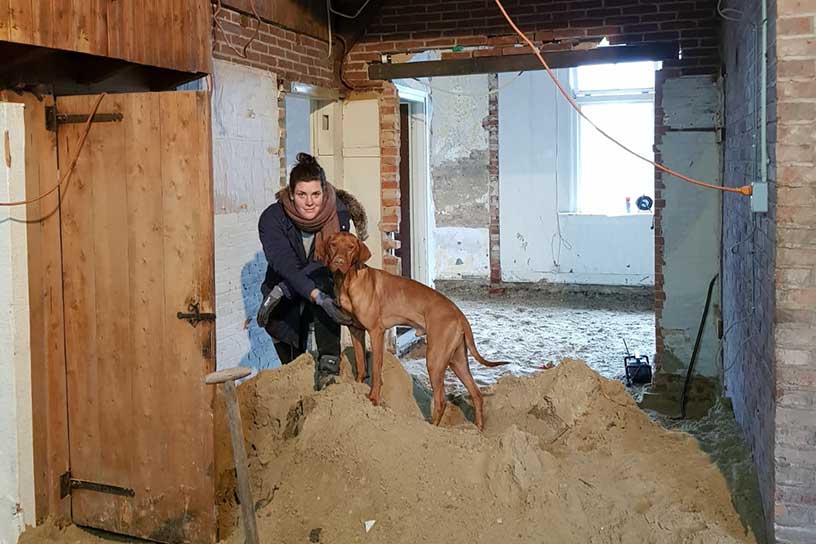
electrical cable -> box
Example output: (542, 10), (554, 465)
(326, 0), (333, 60)
(717, 0), (745, 22)
(0, 93), (106, 207)
(329, 0), (374, 19)
(212, 0), (262, 58)
(677, 274), (719, 419)
(550, 86), (572, 267)
(492, 0), (753, 197)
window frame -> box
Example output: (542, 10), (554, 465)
(569, 62), (659, 216)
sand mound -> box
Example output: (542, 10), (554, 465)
(216, 354), (757, 544)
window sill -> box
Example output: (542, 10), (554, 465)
(559, 211), (654, 218)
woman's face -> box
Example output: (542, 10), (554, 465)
(292, 179), (323, 220)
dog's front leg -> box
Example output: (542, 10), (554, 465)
(349, 326), (367, 383)
(368, 327), (385, 405)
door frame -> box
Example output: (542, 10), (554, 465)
(395, 84), (432, 287)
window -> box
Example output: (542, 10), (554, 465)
(571, 61), (659, 215)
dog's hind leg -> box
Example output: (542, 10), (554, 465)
(449, 343), (485, 431)
(426, 339), (451, 426)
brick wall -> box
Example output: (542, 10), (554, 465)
(721, 0), (777, 540)
(486, 73), (503, 293)
(345, 0), (722, 85)
(345, 0), (721, 336)
(653, 72), (668, 360)
(773, 0), (816, 542)
(379, 83), (402, 276)
(212, 5), (334, 88)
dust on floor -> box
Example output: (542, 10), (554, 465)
(402, 287), (655, 393)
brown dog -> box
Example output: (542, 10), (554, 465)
(326, 231), (509, 430)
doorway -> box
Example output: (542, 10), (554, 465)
(397, 103), (412, 278)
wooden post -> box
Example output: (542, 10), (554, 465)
(205, 367), (259, 544)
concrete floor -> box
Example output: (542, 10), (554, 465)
(402, 285), (655, 391)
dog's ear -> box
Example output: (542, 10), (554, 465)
(356, 240), (372, 265)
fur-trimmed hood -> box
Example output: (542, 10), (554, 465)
(275, 186), (369, 241)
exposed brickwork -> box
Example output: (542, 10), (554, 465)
(773, 0), (816, 542)
(486, 73), (504, 294)
(653, 71), (667, 363)
(721, 1), (778, 541)
(344, 0), (722, 86)
(379, 82), (402, 276)
(278, 92), (288, 188)
(212, 4), (335, 88)
(342, 0), (722, 286)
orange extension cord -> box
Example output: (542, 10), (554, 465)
(493, 0), (752, 197)
(0, 93), (106, 207)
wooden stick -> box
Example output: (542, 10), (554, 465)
(206, 367), (259, 544)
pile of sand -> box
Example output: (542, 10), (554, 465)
(215, 353), (757, 544)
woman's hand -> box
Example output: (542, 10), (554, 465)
(313, 291), (353, 325)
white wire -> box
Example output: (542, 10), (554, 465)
(551, 85), (572, 266)
(326, 0), (333, 59)
(329, 0), (373, 19)
(415, 71), (525, 97)
(717, 0), (744, 22)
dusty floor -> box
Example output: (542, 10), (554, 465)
(403, 287), (655, 392)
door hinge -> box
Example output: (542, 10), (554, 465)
(60, 471), (135, 498)
(177, 302), (216, 327)
(45, 105), (124, 132)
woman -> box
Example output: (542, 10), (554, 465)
(257, 153), (367, 389)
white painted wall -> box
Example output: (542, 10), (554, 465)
(342, 98), (383, 270)
(657, 76), (722, 378)
(211, 60), (281, 371)
(434, 227), (489, 280)
(0, 103), (36, 543)
(499, 70), (655, 286)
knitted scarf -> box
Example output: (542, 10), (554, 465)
(279, 182), (340, 264)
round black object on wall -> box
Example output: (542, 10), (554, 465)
(636, 195), (653, 211)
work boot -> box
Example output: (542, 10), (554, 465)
(315, 355), (340, 391)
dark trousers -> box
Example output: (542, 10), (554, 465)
(273, 274), (340, 369)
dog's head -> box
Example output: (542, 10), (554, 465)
(326, 231), (371, 274)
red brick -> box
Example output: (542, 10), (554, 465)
(778, 16), (814, 36)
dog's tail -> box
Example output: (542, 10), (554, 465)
(462, 316), (511, 368)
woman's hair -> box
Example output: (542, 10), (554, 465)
(289, 152), (326, 192)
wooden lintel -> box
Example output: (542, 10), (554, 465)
(368, 42), (680, 80)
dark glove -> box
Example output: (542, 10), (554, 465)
(314, 291), (353, 325)
(257, 284), (285, 328)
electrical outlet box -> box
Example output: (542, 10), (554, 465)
(751, 182), (768, 213)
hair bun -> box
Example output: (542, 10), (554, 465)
(296, 152), (316, 165)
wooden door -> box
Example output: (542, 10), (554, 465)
(57, 91), (216, 543)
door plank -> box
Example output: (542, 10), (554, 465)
(158, 90), (216, 543)
(87, 93), (132, 530)
(58, 95), (101, 524)
(107, 0), (124, 59)
(123, 92), (170, 536)
(8, 0), (34, 44)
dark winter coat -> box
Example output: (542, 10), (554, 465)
(258, 189), (368, 347)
